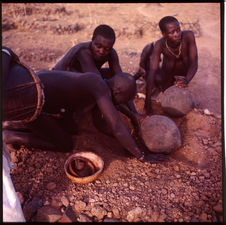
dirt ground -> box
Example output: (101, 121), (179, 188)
(2, 3), (224, 223)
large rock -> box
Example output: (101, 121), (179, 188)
(160, 86), (195, 117)
(141, 115), (182, 153)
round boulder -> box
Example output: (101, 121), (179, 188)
(160, 85), (195, 117)
(141, 115), (182, 153)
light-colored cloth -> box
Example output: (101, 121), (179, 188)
(2, 48), (11, 56)
(3, 142), (26, 222)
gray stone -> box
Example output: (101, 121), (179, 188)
(34, 205), (62, 222)
(213, 203), (223, 213)
(103, 217), (120, 222)
(58, 206), (77, 222)
(127, 206), (144, 222)
(61, 196), (69, 207)
(160, 86), (194, 117)
(77, 213), (92, 222)
(46, 182), (56, 190)
(23, 197), (43, 221)
(90, 205), (107, 221)
(73, 200), (87, 213)
(141, 115), (182, 153)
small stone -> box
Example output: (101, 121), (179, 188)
(90, 205), (107, 220)
(199, 213), (208, 222)
(34, 205), (62, 222)
(10, 151), (18, 163)
(199, 176), (205, 181)
(173, 165), (180, 172)
(178, 217), (184, 222)
(204, 109), (211, 115)
(77, 213), (92, 222)
(16, 192), (24, 205)
(127, 207), (143, 222)
(213, 203), (223, 213)
(73, 200), (86, 213)
(137, 93), (146, 99)
(89, 198), (95, 203)
(202, 138), (209, 145)
(61, 196), (69, 207)
(203, 171), (210, 179)
(107, 211), (113, 218)
(51, 199), (63, 208)
(191, 217), (199, 222)
(46, 182), (56, 190)
(170, 193), (175, 198)
(112, 208), (120, 218)
(123, 183), (128, 187)
(103, 217), (120, 222)
(129, 185), (135, 190)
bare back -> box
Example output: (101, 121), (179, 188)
(37, 70), (110, 115)
(53, 42), (118, 74)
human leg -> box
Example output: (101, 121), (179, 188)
(92, 106), (113, 136)
(3, 114), (74, 152)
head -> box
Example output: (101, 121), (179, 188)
(159, 16), (182, 44)
(91, 24), (116, 61)
(106, 72), (137, 105)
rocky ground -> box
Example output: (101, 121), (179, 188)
(2, 3), (224, 223)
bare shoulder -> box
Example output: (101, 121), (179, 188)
(110, 47), (118, 56)
(153, 38), (165, 51)
(183, 30), (195, 41)
(76, 42), (92, 56)
(142, 42), (154, 54)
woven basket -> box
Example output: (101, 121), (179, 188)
(64, 152), (104, 184)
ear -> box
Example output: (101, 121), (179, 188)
(162, 31), (166, 37)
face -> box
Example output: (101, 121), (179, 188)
(163, 21), (182, 44)
(91, 35), (114, 61)
(112, 86), (136, 105)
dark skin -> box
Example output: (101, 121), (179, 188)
(53, 35), (121, 77)
(53, 34), (141, 118)
(137, 21), (198, 115)
(3, 55), (168, 163)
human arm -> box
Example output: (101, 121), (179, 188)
(134, 43), (154, 80)
(174, 32), (198, 88)
(96, 95), (168, 163)
(108, 48), (122, 75)
(116, 104), (169, 163)
(124, 100), (146, 121)
(185, 31), (198, 83)
(78, 49), (102, 74)
(96, 95), (143, 159)
(144, 41), (162, 115)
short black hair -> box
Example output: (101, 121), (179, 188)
(92, 24), (116, 43)
(159, 16), (179, 33)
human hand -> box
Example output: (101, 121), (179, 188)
(174, 76), (188, 88)
(134, 112), (147, 124)
(138, 67), (146, 76)
(139, 153), (170, 163)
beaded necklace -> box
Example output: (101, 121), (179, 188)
(165, 40), (182, 58)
